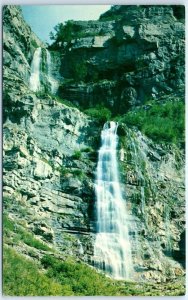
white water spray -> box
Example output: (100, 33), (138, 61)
(29, 47), (41, 92)
(94, 121), (134, 280)
(46, 50), (59, 94)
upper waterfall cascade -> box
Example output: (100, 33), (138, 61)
(46, 49), (59, 94)
(29, 47), (58, 94)
(29, 47), (41, 92)
(94, 121), (134, 280)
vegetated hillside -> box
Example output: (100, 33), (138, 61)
(3, 5), (185, 296)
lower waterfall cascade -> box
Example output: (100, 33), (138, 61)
(93, 121), (134, 280)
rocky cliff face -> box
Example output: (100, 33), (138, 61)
(118, 127), (185, 281)
(58, 5), (184, 113)
(3, 5), (99, 260)
(3, 5), (185, 285)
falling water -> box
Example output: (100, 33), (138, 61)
(29, 47), (41, 92)
(46, 49), (59, 94)
(94, 121), (134, 280)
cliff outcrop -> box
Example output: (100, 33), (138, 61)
(3, 5), (185, 288)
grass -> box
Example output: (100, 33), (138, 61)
(3, 214), (52, 252)
(119, 100), (185, 145)
(3, 247), (68, 296)
(40, 254), (185, 296)
(3, 244), (185, 296)
(41, 254), (121, 296)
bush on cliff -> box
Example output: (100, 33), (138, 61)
(72, 61), (88, 82)
(121, 100), (184, 145)
(50, 21), (75, 46)
(84, 105), (112, 124)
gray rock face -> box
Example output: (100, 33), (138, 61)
(117, 127), (185, 282)
(3, 6), (62, 121)
(59, 5), (184, 113)
(3, 6), (43, 82)
(3, 5), (185, 284)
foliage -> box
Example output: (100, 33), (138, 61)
(3, 244), (185, 296)
(3, 214), (51, 251)
(57, 166), (84, 179)
(82, 147), (93, 153)
(84, 105), (112, 124)
(35, 90), (47, 98)
(40, 255), (185, 296)
(71, 169), (85, 179)
(3, 247), (67, 296)
(58, 166), (69, 176)
(50, 20), (100, 49)
(120, 100), (185, 145)
(54, 95), (77, 108)
(40, 255), (119, 296)
(72, 150), (82, 160)
(31, 40), (39, 49)
(3, 214), (15, 232)
(71, 60), (88, 82)
(50, 21), (75, 45)
(99, 14), (123, 22)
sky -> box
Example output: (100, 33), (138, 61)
(21, 5), (112, 44)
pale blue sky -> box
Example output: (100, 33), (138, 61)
(21, 5), (111, 44)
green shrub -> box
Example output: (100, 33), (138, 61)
(35, 91), (47, 98)
(72, 169), (85, 179)
(81, 147), (93, 153)
(121, 100), (185, 145)
(70, 60), (88, 82)
(57, 166), (69, 176)
(84, 105), (112, 124)
(57, 166), (84, 179)
(50, 21), (75, 45)
(50, 20), (100, 49)
(72, 150), (82, 160)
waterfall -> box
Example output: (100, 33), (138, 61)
(46, 49), (58, 94)
(29, 47), (41, 92)
(94, 121), (134, 280)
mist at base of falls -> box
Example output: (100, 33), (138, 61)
(93, 121), (134, 280)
